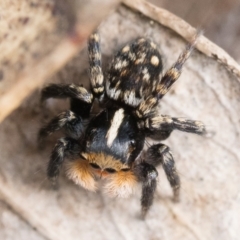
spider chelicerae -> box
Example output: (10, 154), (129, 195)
(39, 31), (207, 217)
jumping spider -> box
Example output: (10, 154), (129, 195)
(39, 31), (207, 217)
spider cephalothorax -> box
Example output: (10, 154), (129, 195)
(39, 32), (207, 217)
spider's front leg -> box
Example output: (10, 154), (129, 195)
(38, 110), (84, 140)
(133, 162), (158, 218)
(39, 84), (93, 141)
(146, 143), (180, 202)
(41, 83), (93, 103)
(48, 137), (80, 185)
(48, 137), (97, 190)
(154, 39), (195, 100)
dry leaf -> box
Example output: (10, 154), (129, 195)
(0, 2), (239, 240)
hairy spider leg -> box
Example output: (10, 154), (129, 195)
(38, 110), (84, 140)
(144, 114), (208, 140)
(47, 137), (81, 185)
(133, 162), (158, 218)
(39, 84), (93, 140)
(136, 37), (197, 119)
(41, 83), (93, 105)
(88, 32), (105, 98)
(146, 143), (180, 202)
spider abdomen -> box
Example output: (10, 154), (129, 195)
(106, 38), (163, 107)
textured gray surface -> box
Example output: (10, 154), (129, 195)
(0, 4), (240, 240)
(149, 0), (240, 61)
(0, 201), (46, 240)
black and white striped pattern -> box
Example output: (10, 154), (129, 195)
(88, 32), (104, 96)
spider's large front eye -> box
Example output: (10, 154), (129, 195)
(105, 168), (116, 174)
(90, 163), (100, 169)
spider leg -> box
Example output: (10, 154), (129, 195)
(146, 129), (172, 141)
(38, 110), (84, 141)
(136, 37), (197, 119)
(41, 83), (92, 103)
(47, 137), (80, 185)
(133, 162), (158, 218)
(41, 83), (93, 117)
(145, 115), (207, 139)
(155, 40), (195, 100)
(88, 32), (104, 99)
(146, 144), (180, 202)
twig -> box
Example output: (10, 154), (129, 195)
(122, 0), (240, 79)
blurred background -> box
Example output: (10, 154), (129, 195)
(149, 0), (240, 62)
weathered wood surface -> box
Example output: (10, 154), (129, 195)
(0, 201), (46, 240)
(0, 2), (240, 240)
(0, 0), (120, 122)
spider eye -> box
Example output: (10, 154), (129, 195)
(121, 168), (130, 172)
(105, 168), (116, 174)
(90, 163), (100, 169)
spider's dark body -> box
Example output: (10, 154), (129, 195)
(84, 108), (144, 165)
(39, 32), (207, 217)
